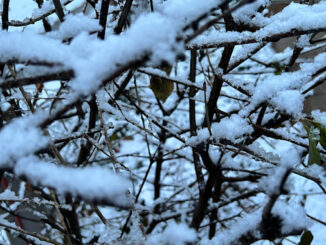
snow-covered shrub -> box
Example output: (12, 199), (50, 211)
(0, 0), (326, 244)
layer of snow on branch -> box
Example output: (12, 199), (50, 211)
(259, 165), (290, 195)
(0, 30), (71, 64)
(0, 0), (222, 97)
(161, 0), (218, 22)
(212, 114), (253, 141)
(147, 221), (197, 245)
(0, 190), (20, 201)
(190, 1), (326, 47)
(270, 89), (304, 117)
(0, 113), (49, 167)
(249, 52), (326, 114)
(68, 0), (221, 95)
(233, 0), (269, 25)
(259, 147), (300, 194)
(272, 200), (309, 234)
(47, 13), (102, 40)
(312, 110), (326, 126)
(205, 211), (262, 245)
(187, 114), (253, 146)
(32, 0), (70, 17)
(14, 156), (131, 207)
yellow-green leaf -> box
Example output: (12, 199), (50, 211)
(149, 66), (174, 102)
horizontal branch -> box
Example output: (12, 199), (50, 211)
(6, 0), (73, 27)
(186, 27), (326, 49)
(188, 27), (326, 49)
(1, 70), (74, 89)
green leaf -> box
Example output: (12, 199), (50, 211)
(238, 65), (251, 71)
(319, 127), (326, 149)
(136, 161), (143, 169)
(310, 121), (326, 150)
(110, 132), (119, 141)
(298, 230), (313, 245)
(303, 122), (321, 165)
(271, 62), (286, 75)
(308, 135), (321, 166)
